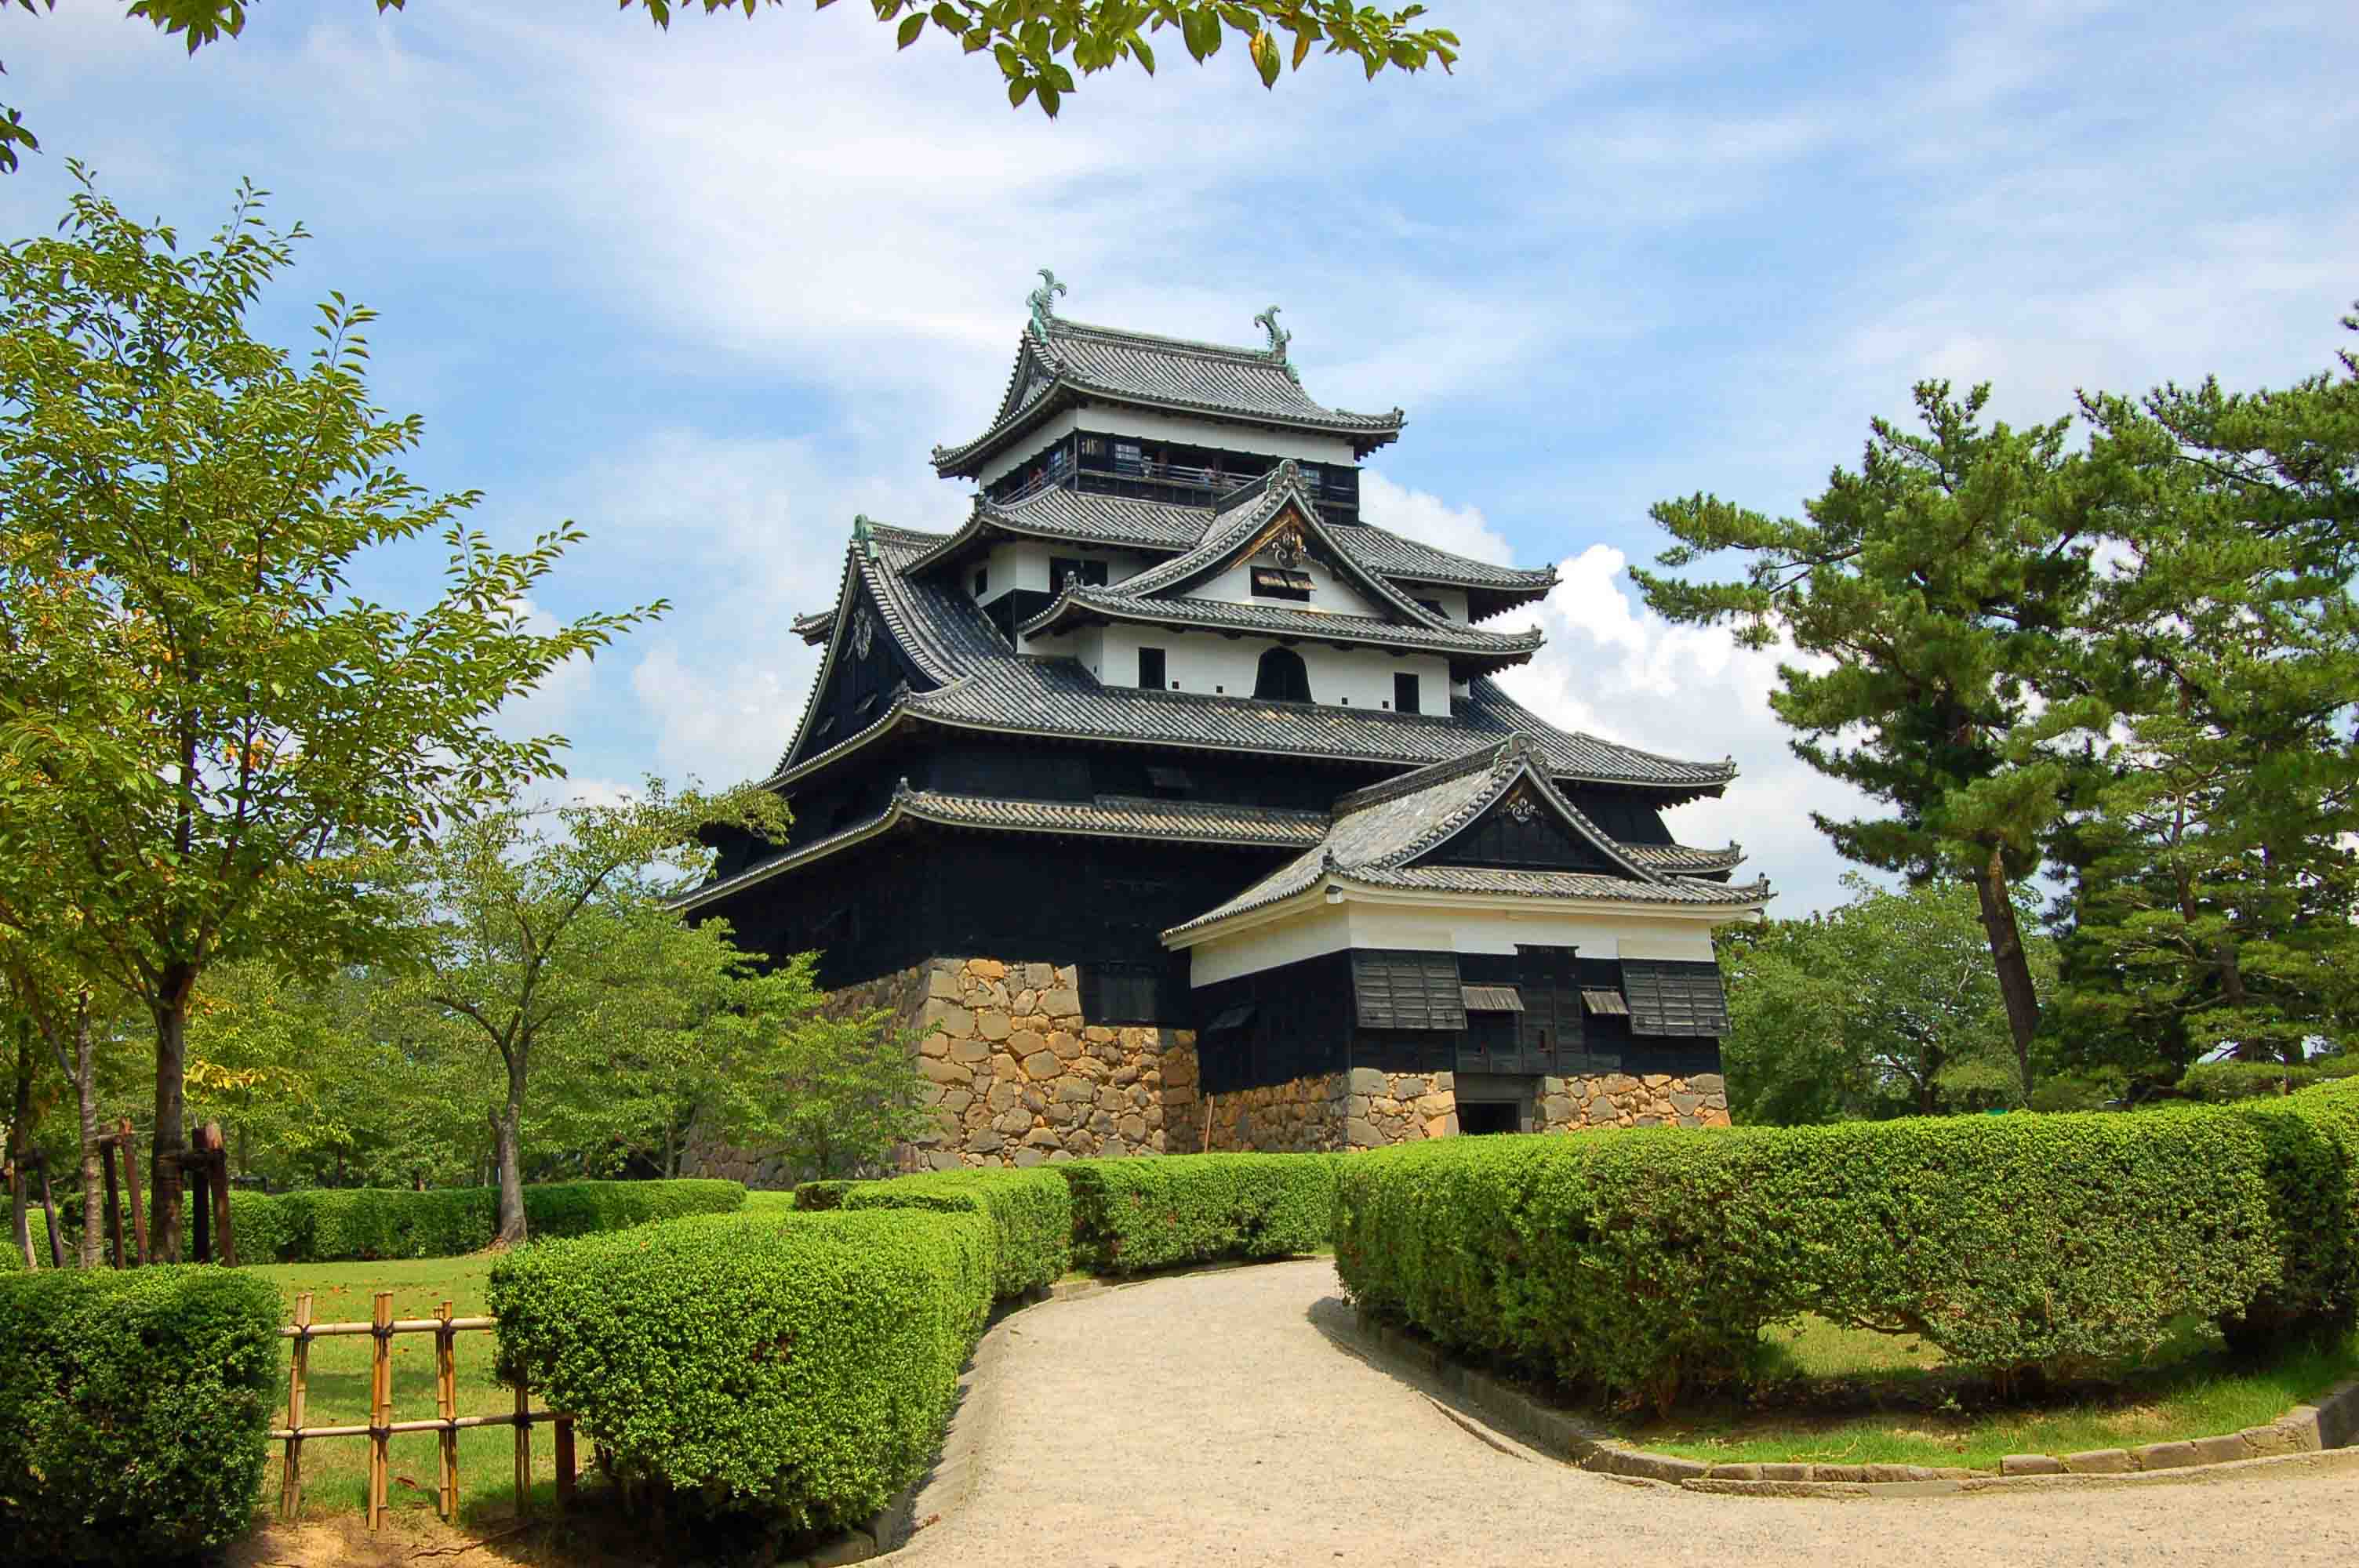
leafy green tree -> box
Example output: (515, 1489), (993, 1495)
(0, 172), (653, 1258)
(632, 941), (924, 1181)
(1721, 875), (2052, 1123)
(393, 780), (786, 1245)
(0, 0), (1459, 172)
(2048, 307), (2359, 1068)
(1635, 383), (2104, 1093)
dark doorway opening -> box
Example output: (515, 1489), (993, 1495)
(1458, 1101), (1521, 1136)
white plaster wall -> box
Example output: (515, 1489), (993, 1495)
(1186, 898), (1730, 987)
(979, 539), (1151, 601)
(975, 402), (1359, 488)
(1196, 552), (1386, 617)
(1074, 621), (1448, 708)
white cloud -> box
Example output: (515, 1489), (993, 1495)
(1356, 472), (1516, 565)
(1498, 544), (1877, 915)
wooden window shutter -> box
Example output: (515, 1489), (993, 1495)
(1350, 949), (1467, 1030)
(1620, 960), (1730, 1037)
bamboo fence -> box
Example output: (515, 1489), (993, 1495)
(274, 1290), (576, 1528)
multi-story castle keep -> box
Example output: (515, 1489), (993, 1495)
(679, 276), (1768, 1170)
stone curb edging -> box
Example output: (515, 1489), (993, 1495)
(1349, 1308), (2359, 1500)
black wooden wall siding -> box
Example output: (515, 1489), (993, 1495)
(803, 580), (934, 761)
(1423, 794), (1625, 873)
(704, 826), (1293, 1002)
(1190, 945), (1725, 1096)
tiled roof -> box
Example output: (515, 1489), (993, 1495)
(897, 489), (1209, 579)
(1019, 590), (1544, 664)
(671, 785), (1331, 913)
(1621, 842), (1745, 875)
(933, 314), (1405, 477)
(1164, 735), (1767, 938)
(1093, 463), (1481, 645)
(772, 511), (1735, 790)
(675, 770), (1751, 920)
(1323, 523), (1559, 593)
(902, 789), (1329, 846)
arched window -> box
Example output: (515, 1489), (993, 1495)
(1254, 646), (1312, 702)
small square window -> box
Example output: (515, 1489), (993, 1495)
(973, 568), (988, 597)
(1394, 673), (1421, 715)
(1139, 646), (1167, 690)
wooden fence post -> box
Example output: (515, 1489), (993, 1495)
(554, 1416), (576, 1509)
(368, 1292), (392, 1530)
(119, 1121), (146, 1266)
(280, 1291), (312, 1523)
(436, 1300), (459, 1522)
(512, 1381), (532, 1519)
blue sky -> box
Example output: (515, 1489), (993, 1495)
(6, 0), (2354, 913)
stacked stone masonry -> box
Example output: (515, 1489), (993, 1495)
(910, 957), (1203, 1168)
(1206, 1066), (1727, 1152)
(688, 954), (1728, 1184)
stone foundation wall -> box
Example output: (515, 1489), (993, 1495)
(910, 957), (1201, 1169)
(1536, 1071), (1729, 1131)
(690, 962), (1728, 1183)
(1204, 1073), (1346, 1152)
(1205, 1068), (1460, 1152)
(1205, 1065), (1727, 1152)
(683, 955), (1204, 1183)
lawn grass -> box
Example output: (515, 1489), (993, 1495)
(253, 1254), (555, 1526)
(1612, 1313), (2359, 1470)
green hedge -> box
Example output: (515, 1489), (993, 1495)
(0, 1265), (282, 1563)
(256, 1178), (745, 1262)
(5, 1180), (743, 1268)
(2223, 1076), (2359, 1341)
(1064, 1152), (1337, 1276)
(2181, 1056), (2359, 1102)
(1334, 1112), (2284, 1406)
(490, 1209), (990, 1534)
(841, 1168), (1072, 1298)
(792, 1179), (855, 1212)
(3, 1189), (283, 1272)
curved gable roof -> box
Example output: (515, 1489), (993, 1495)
(933, 313), (1405, 478)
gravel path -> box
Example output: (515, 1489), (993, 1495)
(889, 1258), (2359, 1568)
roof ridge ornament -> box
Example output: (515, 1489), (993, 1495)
(851, 513), (878, 561)
(1027, 268), (1068, 339)
(1252, 304), (1300, 386)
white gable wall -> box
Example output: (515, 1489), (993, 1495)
(1194, 551), (1389, 617)
(1043, 619), (1450, 710)
(975, 402), (1361, 489)
(1186, 897), (1732, 988)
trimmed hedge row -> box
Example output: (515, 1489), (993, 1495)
(0, 1265), (282, 1563)
(492, 1209), (991, 1534)
(3, 1190), (285, 1272)
(1334, 1109), (2294, 1406)
(1063, 1152), (1338, 1276)
(2181, 1056), (2359, 1102)
(796, 1156), (1339, 1284)
(838, 1168), (1073, 1297)
(2223, 1076), (2359, 1341)
(5, 1179), (744, 1269)
(258, 1178), (747, 1261)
